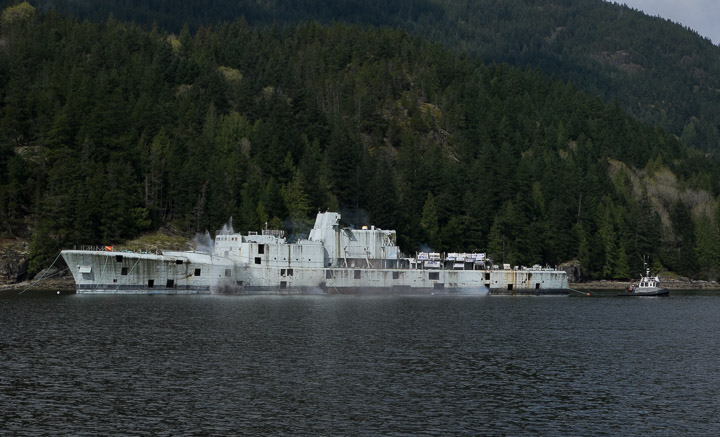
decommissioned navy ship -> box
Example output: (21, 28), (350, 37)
(61, 212), (569, 295)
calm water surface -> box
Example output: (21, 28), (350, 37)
(2, 291), (720, 435)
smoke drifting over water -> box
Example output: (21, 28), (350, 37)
(193, 217), (235, 253)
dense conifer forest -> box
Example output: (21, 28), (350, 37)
(2, 2), (720, 281)
(17, 0), (720, 155)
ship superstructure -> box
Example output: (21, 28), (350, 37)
(62, 212), (569, 295)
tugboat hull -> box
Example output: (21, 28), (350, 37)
(617, 288), (668, 297)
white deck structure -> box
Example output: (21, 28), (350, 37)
(62, 212), (569, 295)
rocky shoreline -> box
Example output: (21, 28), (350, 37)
(0, 276), (75, 293)
(571, 278), (720, 290)
(3, 274), (719, 294)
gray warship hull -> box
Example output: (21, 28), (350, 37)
(62, 212), (569, 296)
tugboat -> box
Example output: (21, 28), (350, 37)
(617, 260), (668, 297)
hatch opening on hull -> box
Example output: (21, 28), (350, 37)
(507, 284), (513, 291)
(148, 279), (154, 288)
(535, 283), (540, 289)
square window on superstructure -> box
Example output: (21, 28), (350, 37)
(258, 245), (265, 254)
(326, 270), (333, 279)
(392, 271), (399, 280)
(225, 269), (231, 277)
(287, 269), (293, 276)
(121, 267), (128, 275)
(194, 268), (201, 276)
(429, 272), (439, 280)
(354, 270), (361, 279)
(255, 257), (261, 265)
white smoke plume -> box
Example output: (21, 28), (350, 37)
(218, 217), (235, 235)
(193, 231), (213, 254)
(193, 217), (235, 253)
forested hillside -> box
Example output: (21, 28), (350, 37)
(16, 0), (720, 155)
(2, 4), (720, 280)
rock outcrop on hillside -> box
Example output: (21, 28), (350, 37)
(0, 240), (29, 285)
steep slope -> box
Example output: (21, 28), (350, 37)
(2, 7), (720, 280)
(14, 0), (720, 154)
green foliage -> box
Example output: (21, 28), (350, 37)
(1, 1), (35, 26)
(1, 9), (719, 280)
(19, 0), (720, 157)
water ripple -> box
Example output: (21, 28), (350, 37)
(2, 293), (720, 435)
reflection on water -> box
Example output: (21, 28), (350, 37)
(2, 291), (720, 435)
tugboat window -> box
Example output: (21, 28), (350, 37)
(429, 272), (439, 280)
(115, 255), (123, 262)
(287, 269), (293, 276)
(121, 267), (128, 276)
(326, 270), (333, 279)
(392, 271), (400, 279)
(148, 279), (154, 288)
(166, 279), (174, 288)
(225, 269), (231, 277)
(258, 245), (265, 254)
(255, 257), (261, 265)
(194, 268), (201, 276)
(354, 270), (361, 279)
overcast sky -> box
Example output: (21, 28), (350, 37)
(614, 0), (719, 44)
